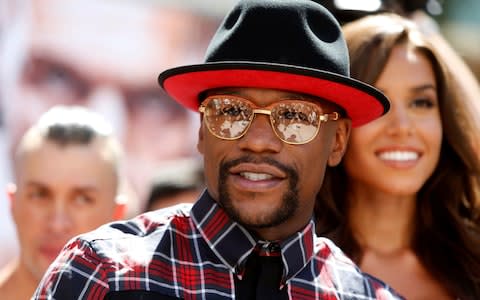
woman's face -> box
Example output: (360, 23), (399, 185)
(343, 44), (442, 196)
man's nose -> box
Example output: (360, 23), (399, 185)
(236, 113), (283, 153)
(47, 200), (73, 235)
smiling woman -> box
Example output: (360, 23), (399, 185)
(316, 13), (480, 300)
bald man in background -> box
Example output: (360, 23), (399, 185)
(0, 106), (127, 300)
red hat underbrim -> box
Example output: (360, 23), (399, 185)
(159, 63), (389, 127)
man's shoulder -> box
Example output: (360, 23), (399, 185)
(298, 236), (404, 299)
(82, 203), (194, 241)
(65, 203), (195, 265)
(33, 203), (203, 299)
(312, 236), (356, 265)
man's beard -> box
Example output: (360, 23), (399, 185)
(218, 156), (299, 228)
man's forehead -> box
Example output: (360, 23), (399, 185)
(206, 87), (342, 108)
(15, 139), (117, 177)
(20, 179), (102, 193)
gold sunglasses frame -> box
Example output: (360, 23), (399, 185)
(199, 95), (340, 145)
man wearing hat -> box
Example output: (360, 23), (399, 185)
(33, 0), (403, 299)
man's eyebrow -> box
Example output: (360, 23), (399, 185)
(24, 54), (89, 87)
(24, 180), (47, 187)
(205, 89), (238, 96)
(207, 89), (322, 99)
(72, 186), (99, 193)
(28, 54), (79, 75)
(24, 180), (99, 191)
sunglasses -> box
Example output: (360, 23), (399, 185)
(199, 95), (340, 145)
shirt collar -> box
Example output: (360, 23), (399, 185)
(190, 190), (315, 282)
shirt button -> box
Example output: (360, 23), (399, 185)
(268, 243), (281, 252)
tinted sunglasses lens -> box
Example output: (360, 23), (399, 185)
(271, 102), (321, 144)
(203, 97), (252, 139)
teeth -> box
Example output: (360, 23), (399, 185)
(378, 151), (419, 161)
(240, 172), (273, 181)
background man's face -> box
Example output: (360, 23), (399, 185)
(3, 0), (217, 206)
(11, 139), (120, 279)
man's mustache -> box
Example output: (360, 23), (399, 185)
(220, 155), (296, 177)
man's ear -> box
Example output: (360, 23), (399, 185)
(112, 194), (127, 220)
(6, 183), (17, 217)
(328, 118), (351, 167)
(197, 118), (205, 155)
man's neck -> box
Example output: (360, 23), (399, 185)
(0, 258), (40, 300)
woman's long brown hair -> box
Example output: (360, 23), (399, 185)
(316, 13), (480, 300)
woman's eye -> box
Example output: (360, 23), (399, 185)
(411, 98), (435, 109)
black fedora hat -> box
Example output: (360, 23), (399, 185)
(158, 0), (389, 127)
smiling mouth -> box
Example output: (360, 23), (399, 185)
(229, 165), (286, 192)
(377, 150), (420, 161)
(240, 172), (274, 181)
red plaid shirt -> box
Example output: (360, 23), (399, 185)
(33, 191), (403, 299)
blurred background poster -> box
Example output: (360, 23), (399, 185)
(0, 0), (236, 269)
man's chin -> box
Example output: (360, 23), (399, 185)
(219, 171), (299, 230)
(225, 203), (292, 229)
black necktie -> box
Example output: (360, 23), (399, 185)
(235, 243), (288, 300)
